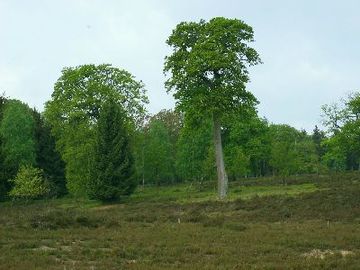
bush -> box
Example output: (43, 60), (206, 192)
(9, 165), (49, 200)
(29, 209), (100, 230)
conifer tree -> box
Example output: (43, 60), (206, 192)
(88, 101), (136, 201)
(33, 110), (66, 196)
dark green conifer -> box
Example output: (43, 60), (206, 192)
(88, 101), (136, 201)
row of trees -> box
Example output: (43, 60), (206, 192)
(135, 107), (348, 187)
(1, 88), (358, 201)
(0, 17), (358, 201)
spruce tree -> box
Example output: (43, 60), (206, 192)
(33, 110), (66, 197)
(88, 101), (136, 201)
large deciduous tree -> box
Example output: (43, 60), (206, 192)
(44, 64), (148, 196)
(321, 92), (360, 171)
(0, 100), (36, 178)
(164, 17), (261, 198)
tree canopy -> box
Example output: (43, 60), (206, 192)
(0, 100), (36, 177)
(45, 64), (148, 195)
(164, 17), (261, 118)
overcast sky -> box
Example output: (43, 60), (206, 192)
(1, 0), (359, 131)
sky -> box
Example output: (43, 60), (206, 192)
(1, 0), (359, 132)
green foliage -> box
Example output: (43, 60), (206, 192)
(143, 119), (174, 185)
(150, 109), (183, 145)
(164, 17), (261, 118)
(312, 125), (326, 158)
(175, 116), (214, 182)
(322, 136), (346, 171)
(0, 94), (7, 200)
(62, 123), (95, 196)
(321, 103), (346, 134)
(0, 100), (36, 182)
(9, 165), (49, 199)
(87, 101), (136, 201)
(295, 136), (322, 174)
(225, 146), (250, 179)
(165, 17), (262, 198)
(224, 114), (271, 178)
(269, 125), (319, 178)
(133, 110), (182, 186)
(0, 136), (7, 200)
(44, 64), (148, 196)
(32, 110), (66, 196)
(321, 91), (360, 170)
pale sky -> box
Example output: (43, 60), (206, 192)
(1, 0), (359, 131)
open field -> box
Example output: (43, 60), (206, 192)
(1, 173), (360, 269)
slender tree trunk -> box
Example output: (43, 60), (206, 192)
(213, 114), (228, 199)
(142, 142), (145, 187)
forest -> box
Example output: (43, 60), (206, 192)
(1, 86), (359, 201)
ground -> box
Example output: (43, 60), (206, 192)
(0, 173), (359, 269)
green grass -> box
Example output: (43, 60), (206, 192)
(0, 173), (360, 269)
(131, 182), (319, 203)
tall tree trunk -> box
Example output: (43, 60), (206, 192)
(213, 115), (228, 199)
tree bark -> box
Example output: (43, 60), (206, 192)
(213, 114), (228, 199)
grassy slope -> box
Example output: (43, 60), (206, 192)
(0, 173), (359, 269)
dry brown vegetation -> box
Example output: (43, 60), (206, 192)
(0, 172), (359, 269)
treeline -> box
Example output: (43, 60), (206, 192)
(0, 64), (147, 201)
(137, 92), (360, 186)
(0, 64), (358, 201)
(137, 109), (320, 185)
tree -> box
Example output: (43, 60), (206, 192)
(143, 119), (175, 185)
(87, 101), (136, 201)
(175, 116), (214, 182)
(269, 125), (300, 182)
(224, 114), (271, 178)
(321, 91), (360, 170)
(312, 125), (326, 158)
(44, 64), (148, 196)
(0, 100), (36, 182)
(322, 136), (347, 171)
(295, 135), (321, 174)
(225, 145), (250, 180)
(9, 165), (49, 200)
(151, 109), (183, 146)
(32, 110), (66, 196)
(164, 17), (261, 198)
(321, 103), (346, 134)
(269, 125), (320, 179)
(0, 93), (8, 200)
(0, 136), (6, 200)
(137, 110), (183, 185)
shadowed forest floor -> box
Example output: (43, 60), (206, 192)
(1, 173), (359, 269)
